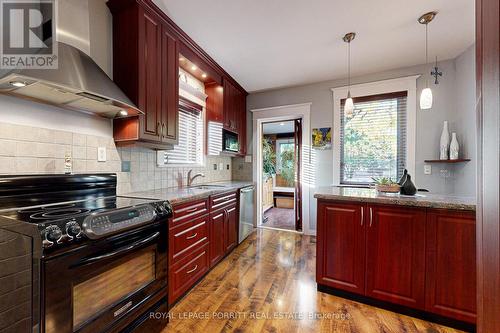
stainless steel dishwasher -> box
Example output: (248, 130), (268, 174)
(239, 185), (255, 243)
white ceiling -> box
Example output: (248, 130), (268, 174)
(153, 0), (474, 92)
(263, 121), (295, 134)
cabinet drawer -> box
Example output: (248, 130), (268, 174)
(169, 243), (209, 304)
(210, 191), (237, 211)
(171, 199), (209, 226)
(170, 215), (208, 263)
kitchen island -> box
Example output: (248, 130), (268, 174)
(314, 187), (476, 327)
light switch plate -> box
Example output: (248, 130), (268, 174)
(245, 155), (252, 163)
(219, 162), (223, 170)
(97, 147), (107, 162)
(424, 164), (432, 175)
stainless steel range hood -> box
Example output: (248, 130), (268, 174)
(0, 0), (142, 118)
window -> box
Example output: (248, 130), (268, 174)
(340, 91), (407, 185)
(159, 98), (204, 166)
(276, 138), (294, 173)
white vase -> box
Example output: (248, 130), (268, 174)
(450, 132), (459, 160)
(440, 121), (450, 160)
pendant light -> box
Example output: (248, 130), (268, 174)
(343, 32), (356, 116)
(418, 11), (437, 110)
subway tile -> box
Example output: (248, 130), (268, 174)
(54, 130), (73, 144)
(0, 139), (16, 156)
(37, 159), (56, 173)
(0, 156), (15, 173)
(36, 143), (55, 158)
(119, 148), (131, 161)
(86, 135), (99, 147)
(14, 125), (39, 141)
(16, 141), (37, 157)
(15, 157), (38, 173)
(38, 128), (55, 143)
(0, 122), (18, 140)
(72, 133), (87, 146)
(72, 146), (86, 159)
(86, 147), (97, 160)
(72, 159), (87, 173)
(53, 144), (71, 159)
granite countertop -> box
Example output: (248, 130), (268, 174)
(122, 181), (254, 205)
(314, 186), (476, 211)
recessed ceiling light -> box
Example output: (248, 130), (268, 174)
(179, 57), (185, 62)
(201, 73), (207, 78)
(10, 81), (26, 88)
(119, 109), (128, 116)
(279, 122), (285, 126)
(191, 65), (197, 71)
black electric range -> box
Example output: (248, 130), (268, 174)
(0, 174), (171, 333)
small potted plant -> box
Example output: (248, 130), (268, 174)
(372, 177), (401, 193)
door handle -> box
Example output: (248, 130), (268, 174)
(227, 207), (236, 213)
(185, 207), (198, 213)
(157, 122), (161, 137)
(186, 232), (198, 240)
(72, 232), (160, 267)
(162, 123), (166, 138)
(360, 207), (364, 226)
(369, 207), (373, 227)
(186, 265), (198, 274)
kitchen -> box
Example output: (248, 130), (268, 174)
(0, 0), (498, 333)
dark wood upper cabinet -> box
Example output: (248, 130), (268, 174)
(425, 209), (476, 323)
(316, 201), (366, 294)
(365, 205), (426, 309)
(205, 83), (224, 123)
(222, 78), (246, 155)
(108, 1), (179, 147)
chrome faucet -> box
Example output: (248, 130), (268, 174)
(187, 169), (205, 187)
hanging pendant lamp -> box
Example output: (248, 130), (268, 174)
(418, 11), (437, 110)
(343, 32), (356, 116)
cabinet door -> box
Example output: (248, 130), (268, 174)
(138, 8), (162, 142)
(223, 79), (237, 131)
(237, 91), (246, 155)
(365, 205), (426, 309)
(209, 210), (225, 267)
(316, 201), (366, 294)
(160, 27), (178, 144)
(425, 209), (476, 323)
(224, 204), (238, 253)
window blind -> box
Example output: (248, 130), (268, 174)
(340, 91), (407, 185)
(162, 99), (203, 165)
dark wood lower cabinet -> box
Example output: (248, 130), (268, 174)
(365, 205), (426, 309)
(316, 201), (365, 294)
(224, 204), (238, 253)
(316, 200), (476, 324)
(425, 209), (476, 323)
(209, 210), (225, 267)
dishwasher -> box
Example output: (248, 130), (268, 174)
(239, 185), (255, 243)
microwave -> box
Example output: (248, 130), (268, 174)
(223, 129), (239, 153)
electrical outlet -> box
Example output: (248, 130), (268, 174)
(213, 164), (217, 170)
(97, 147), (106, 162)
(219, 163), (223, 170)
(424, 164), (432, 175)
(245, 155), (252, 163)
(226, 164), (230, 170)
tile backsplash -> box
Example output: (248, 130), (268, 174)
(0, 122), (232, 194)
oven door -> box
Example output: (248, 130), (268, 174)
(42, 223), (167, 333)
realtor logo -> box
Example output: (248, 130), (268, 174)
(0, 0), (57, 69)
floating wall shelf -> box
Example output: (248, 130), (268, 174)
(424, 159), (471, 163)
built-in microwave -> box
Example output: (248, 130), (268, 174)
(223, 129), (239, 153)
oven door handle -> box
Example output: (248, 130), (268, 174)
(73, 232), (160, 267)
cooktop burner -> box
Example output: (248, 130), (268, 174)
(28, 208), (91, 221)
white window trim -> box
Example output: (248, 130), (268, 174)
(275, 138), (294, 174)
(331, 75), (419, 186)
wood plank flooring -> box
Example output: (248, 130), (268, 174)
(162, 228), (465, 333)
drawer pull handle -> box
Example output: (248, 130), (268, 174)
(186, 233), (198, 240)
(186, 208), (198, 213)
(369, 207), (373, 227)
(361, 207), (364, 226)
(186, 265), (198, 274)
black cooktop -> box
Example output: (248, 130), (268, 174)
(0, 196), (159, 225)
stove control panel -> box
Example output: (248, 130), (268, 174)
(82, 204), (158, 239)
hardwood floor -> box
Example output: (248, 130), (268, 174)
(161, 228), (465, 333)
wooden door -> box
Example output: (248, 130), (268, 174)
(209, 210), (225, 267)
(365, 205), (426, 309)
(425, 209), (476, 323)
(160, 26), (178, 144)
(294, 118), (302, 231)
(138, 8), (162, 142)
(224, 204), (238, 253)
(316, 201), (366, 294)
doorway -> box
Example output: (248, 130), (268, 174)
(260, 119), (302, 232)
